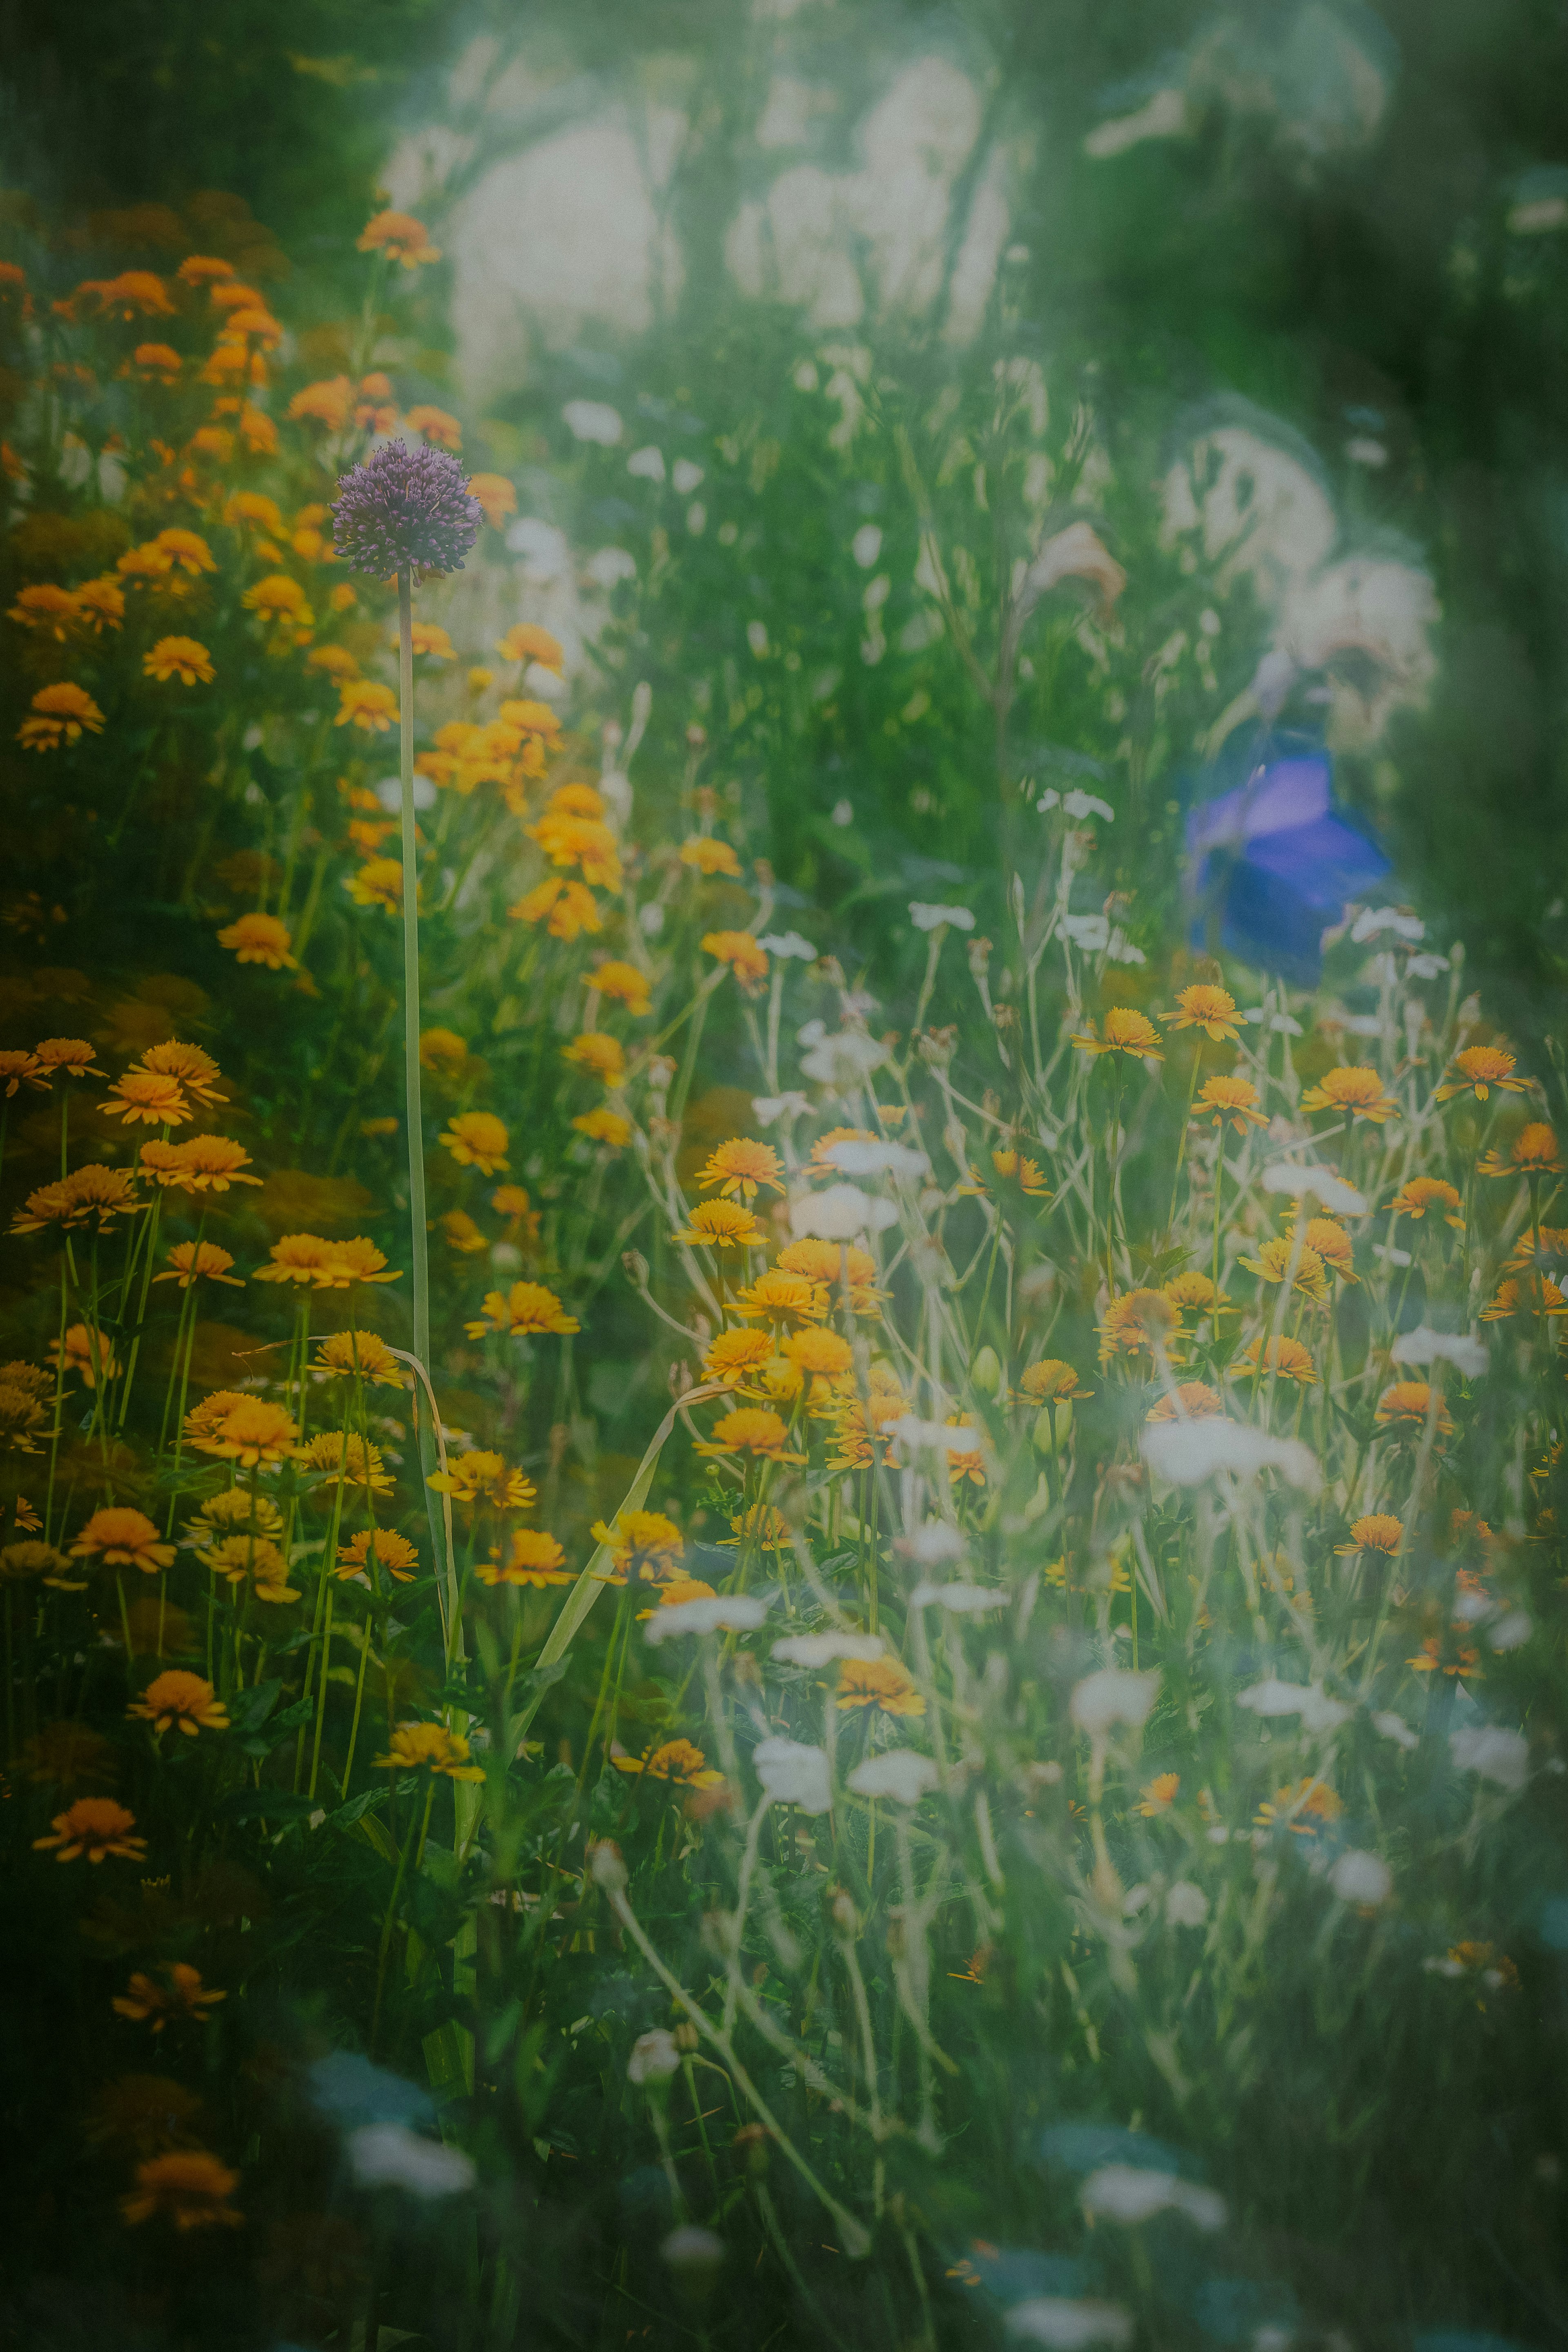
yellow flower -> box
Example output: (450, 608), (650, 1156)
(1238, 1236), (1329, 1303)
(1237, 1334), (1317, 1383)
(138, 1040), (227, 1107)
(509, 877), (601, 938)
(680, 836), (742, 878)
(590, 960), (653, 1018)
(837, 1658), (926, 1717)
(121, 2149), (241, 2230)
(335, 681), (398, 734)
(693, 1139), (784, 1207)
(144, 636), (214, 686)
(251, 1233), (342, 1285)
(1162, 1272), (1227, 1314)
(563, 1031), (626, 1085)
(1196, 1074), (1265, 1133)
(781, 1327), (854, 1392)
(1335, 1513), (1403, 1557)
(33, 1037), (102, 1079)
(1298, 1065), (1399, 1123)
(8, 583), (82, 638)
(1435, 1045), (1528, 1104)
(347, 857), (405, 912)
(11, 1164), (142, 1235)
(75, 577), (125, 633)
(702, 1329), (776, 1384)
(70, 1509), (175, 1574)
(18, 682), (106, 751)
(302, 1432), (394, 1493)
(677, 1199), (767, 1250)
(1299, 1216), (1356, 1282)
(152, 1242), (242, 1290)
(441, 1209), (489, 1255)
(1097, 1287), (1182, 1367)
(464, 1281), (579, 1339)
(1479, 1121), (1561, 1178)
(154, 528), (218, 578)
(1163, 984), (1241, 1041)
(127, 1672), (229, 1736)
(1136, 1773), (1180, 1815)
(405, 405), (462, 452)
(101, 1070), (189, 1127)
(0, 1049), (43, 1097)
(305, 642), (360, 681)
(34, 1796), (147, 1863)
(1254, 1778), (1343, 1835)
(143, 1136), (260, 1193)
(56, 1321), (121, 1390)
(224, 491), (285, 535)
(496, 621), (562, 666)
(336, 1528), (419, 1584)
(189, 1399), (303, 1469)
(984, 1148), (1051, 1198)
(358, 209), (441, 267)
(614, 1738), (724, 1787)
(198, 1535), (296, 1601)
(216, 912), (295, 969)
(1146, 1381), (1223, 1421)
(1073, 1007), (1163, 1060)
(440, 1111), (510, 1174)
(112, 1962), (226, 2031)
(77, 269), (176, 321)
(1389, 1176), (1464, 1225)
(590, 1509), (685, 1586)
(403, 618), (457, 657)
(477, 1528), (570, 1588)
(1374, 1381), (1454, 1437)
(775, 1238), (886, 1312)
(727, 1269), (828, 1325)
(574, 1107), (632, 1148)
(427, 1450), (537, 1512)
(693, 1406), (805, 1463)
(526, 811), (621, 886)
(1018, 1359), (1094, 1403)
(377, 1721), (484, 1779)
(701, 931), (769, 991)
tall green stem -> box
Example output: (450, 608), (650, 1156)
(399, 570), (430, 1379)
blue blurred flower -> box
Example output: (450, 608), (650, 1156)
(1186, 734), (1390, 984)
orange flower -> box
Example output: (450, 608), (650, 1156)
(1196, 1074), (1266, 1133)
(702, 1329), (776, 1383)
(113, 1962), (226, 2031)
(510, 877), (601, 938)
(18, 682), (106, 751)
(701, 931), (769, 991)
(467, 476), (518, 530)
(70, 1509), (176, 1573)
(127, 1671), (229, 1736)
(562, 1031), (626, 1085)
(495, 621), (562, 667)
(313, 1329), (408, 1386)
(615, 1738), (724, 1787)
(289, 375), (354, 431)
(573, 1107), (633, 1148)
(1254, 1779), (1343, 1835)
(1239, 1236), (1329, 1303)
(1389, 1176), (1464, 1225)
(1018, 1359), (1094, 1403)
(527, 811), (621, 887)
(33, 1037), (102, 1079)
(1073, 1007), (1163, 1061)
(680, 836), (742, 878)
(590, 1509), (685, 1586)
(464, 1281), (579, 1339)
(154, 528), (217, 578)
(1298, 1065), (1399, 1123)
(336, 1528), (419, 1584)
(1146, 1381), (1223, 1421)
(1374, 1381), (1454, 1438)
(216, 911), (296, 969)
(347, 857), (404, 911)
(441, 1112), (510, 1174)
(1163, 984), (1241, 1042)
(941, 1417), (987, 1488)
(152, 1241), (242, 1289)
(1163, 1272), (1227, 1314)
(0, 1049), (43, 1096)
(1300, 1216), (1356, 1282)
(782, 1327), (854, 1383)
(139, 1040), (227, 1106)
(676, 1199), (767, 1250)
(836, 1658), (925, 1717)
(34, 1796), (147, 1863)
(8, 584), (81, 638)
(477, 1528), (570, 1589)
(427, 1450), (536, 1512)
(129, 342), (182, 384)
(189, 1399), (303, 1469)
(1435, 1046), (1528, 1104)
(335, 681), (398, 734)
(1097, 1287), (1181, 1366)
(441, 1209), (488, 1255)
(1479, 1122), (1561, 1178)
(727, 1269), (828, 1325)
(1136, 1772), (1180, 1815)
(144, 635), (214, 685)
(79, 270), (175, 321)
(148, 1135), (260, 1192)
(250, 1234), (335, 1285)
(1335, 1513), (1403, 1557)
(590, 960), (653, 1018)
(405, 404), (462, 450)
(358, 209), (441, 267)
(101, 1070), (189, 1127)
(693, 1407), (805, 1463)
(1237, 1334), (1317, 1383)
(122, 2148), (241, 2230)
(178, 254), (236, 285)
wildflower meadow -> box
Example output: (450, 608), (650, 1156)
(1, 183), (1565, 2352)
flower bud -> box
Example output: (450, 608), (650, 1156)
(588, 1840), (626, 1892)
(1033, 1399), (1073, 1451)
(971, 1345), (1002, 1397)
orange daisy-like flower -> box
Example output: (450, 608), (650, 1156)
(288, 373), (353, 430)
(1163, 984), (1241, 1042)
(34, 1796), (147, 1863)
(1298, 1065), (1399, 1124)
(113, 1962), (226, 2033)
(144, 636), (214, 686)
(1389, 1176), (1464, 1226)
(696, 1138), (785, 1204)
(1482, 1270), (1568, 1322)
(127, 1671), (229, 1737)
(70, 1509), (176, 1574)
(152, 1241), (243, 1290)
(590, 1509), (685, 1586)
(347, 857), (404, 912)
(824, 1368), (909, 1472)
(154, 528), (217, 577)
(122, 2149), (241, 2230)
(573, 1107), (633, 1148)
(19, 682), (107, 751)
(836, 1657), (926, 1717)
(1335, 1512), (1403, 1558)
(0, 1049), (44, 1096)
(477, 1528), (570, 1589)
(703, 1329), (777, 1384)
(1254, 1779), (1343, 1836)
(693, 1406), (805, 1463)
(358, 209), (441, 267)
(1299, 1217), (1357, 1282)
(301, 1432), (394, 1495)
(495, 621), (562, 667)
(1374, 1381), (1455, 1437)
(964, 1147), (1051, 1200)
(615, 1738), (724, 1787)
(1239, 1236), (1329, 1303)
(1479, 1122), (1562, 1178)
(336, 1528), (420, 1584)
(464, 1281), (579, 1340)
(162, 1136), (261, 1192)
(428, 1452), (535, 1519)
(726, 1270), (828, 1325)
(76, 577), (125, 634)
(1018, 1359), (1095, 1403)
(676, 1199), (767, 1250)
(1162, 1271), (1228, 1315)
(1136, 1772), (1180, 1816)
(441, 1111), (510, 1174)
(1097, 1287), (1182, 1367)
(590, 960), (653, 1019)
(192, 1398), (304, 1470)
(701, 931), (769, 992)
(216, 911), (296, 969)
(527, 811), (621, 888)
(12, 1164), (143, 1234)
(33, 1037), (102, 1080)
(1196, 1074), (1266, 1134)
(335, 681), (398, 735)
(781, 1326), (854, 1385)
(1435, 1046), (1528, 1104)
(80, 269), (176, 321)
(404, 403), (462, 451)
(680, 836), (743, 878)
(807, 1128), (876, 1177)
(1146, 1380), (1223, 1422)
(101, 1070), (189, 1127)
(941, 1418), (987, 1488)
(129, 341), (182, 384)
(774, 1237), (886, 1312)
(1237, 1334), (1317, 1384)
(9, 584), (82, 639)
(510, 878), (602, 938)
(1073, 1007), (1163, 1061)
(376, 1722), (485, 1780)
(562, 1031), (627, 1086)
(138, 1040), (226, 1107)
(313, 1330), (409, 1387)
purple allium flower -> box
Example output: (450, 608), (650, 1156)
(332, 439), (483, 581)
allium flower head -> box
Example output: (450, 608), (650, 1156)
(333, 440), (482, 581)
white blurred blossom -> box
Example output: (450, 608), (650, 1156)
(348, 2124), (477, 2198)
(1070, 1668), (1160, 1737)
(909, 901), (975, 932)
(752, 1737), (833, 1815)
(1081, 2165), (1225, 2231)
(847, 1750), (939, 1804)
(644, 1595), (771, 1643)
(627, 2029), (682, 2084)
(788, 1183), (897, 1240)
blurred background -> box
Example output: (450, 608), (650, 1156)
(3, 0), (1565, 1032)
